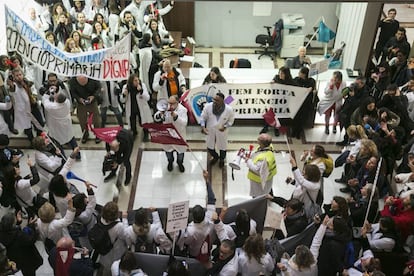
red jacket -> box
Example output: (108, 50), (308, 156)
(381, 198), (414, 239)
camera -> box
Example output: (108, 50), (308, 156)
(102, 154), (116, 174)
(49, 86), (56, 95)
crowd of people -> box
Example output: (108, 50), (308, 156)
(0, 1), (414, 275)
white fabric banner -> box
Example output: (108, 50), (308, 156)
(5, 6), (131, 81)
(187, 83), (310, 122)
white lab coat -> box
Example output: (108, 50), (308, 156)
(317, 81), (346, 115)
(42, 94), (73, 145)
(120, 83), (154, 129)
(238, 250), (274, 276)
(0, 102), (12, 136)
(139, 46), (153, 92)
(152, 68), (186, 101)
(154, 103), (188, 153)
(11, 84), (33, 130)
(200, 102), (235, 150)
(100, 81), (121, 109)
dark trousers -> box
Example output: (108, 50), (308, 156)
(100, 105), (123, 127)
(130, 110), (142, 135)
(208, 148), (226, 160)
(166, 151), (184, 164)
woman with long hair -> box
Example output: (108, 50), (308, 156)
(120, 74), (153, 141)
(203, 67), (227, 85)
(238, 234), (274, 276)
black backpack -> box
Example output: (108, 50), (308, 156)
(230, 224), (249, 248)
(134, 234), (157, 254)
(88, 220), (118, 255)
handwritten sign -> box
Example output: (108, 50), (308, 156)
(5, 6), (130, 81)
(166, 201), (189, 233)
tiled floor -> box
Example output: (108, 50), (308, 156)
(10, 47), (366, 275)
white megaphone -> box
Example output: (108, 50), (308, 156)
(156, 98), (169, 112)
(229, 148), (246, 170)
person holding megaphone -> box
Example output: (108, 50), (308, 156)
(154, 95), (188, 172)
(244, 133), (277, 198)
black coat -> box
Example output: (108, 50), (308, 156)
(0, 225), (43, 274)
(317, 230), (352, 276)
(284, 211), (309, 237)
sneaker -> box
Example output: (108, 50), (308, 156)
(260, 127), (268, 134)
(335, 178), (346, 184)
(178, 163), (185, 172)
(219, 159), (225, 168)
(210, 158), (219, 166)
(81, 131), (89, 144)
(333, 126), (337, 134)
(325, 126), (329, 134)
(274, 128), (280, 137)
(143, 133), (149, 142)
(167, 162), (173, 171)
(336, 140), (347, 146)
(104, 171), (116, 182)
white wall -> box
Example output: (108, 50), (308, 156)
(194, 1), (339, 47)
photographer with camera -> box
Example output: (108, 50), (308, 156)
(69, 76), (102, 144)
(104, 128), (134, 185)
(39, 73), (71, 103)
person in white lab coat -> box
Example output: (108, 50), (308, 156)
(120, 73), (153, 141)
(154, 95), (188, 172)
(42, 92), (79, 159)
(200, 92), (235, 168)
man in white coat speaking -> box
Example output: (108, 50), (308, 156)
(42, 92), (80, 160)
(200, 92), (235, 168)
(154, 95), (188, 172)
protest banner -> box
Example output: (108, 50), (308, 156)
(87, 114), (122, 143)
(142, 123), (188, 146)
(185, 83), (310, 123)
(5, 6), (130, 81)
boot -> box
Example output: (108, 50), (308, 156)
(333, 125), (337, 134)
(325, 125), (329, 134)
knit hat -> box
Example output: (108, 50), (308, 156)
(0, 134), (9, 146)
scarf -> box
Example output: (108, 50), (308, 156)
(212, 103), (225, 116)
(56, 246), (74, 276)
(208, 252), (235, 276)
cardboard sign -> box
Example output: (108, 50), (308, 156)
(166, 201), (189, 233)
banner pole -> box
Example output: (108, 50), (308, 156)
(187, 146), (205, 171)
(364, 157), (382, 223)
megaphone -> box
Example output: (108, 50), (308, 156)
(156, 98), (169, 111)
(66, 171), (86, 183)
(229, 148), (246, 170)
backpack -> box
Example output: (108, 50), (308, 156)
(230, 224), (249, 248)
(321, 155), (334, 177)
(88, 220), (118, 255)
(264, 238), (286, 263)
(166, 231), (188, 257)
(195, 234), (211, 263)
(134, 234), (157, 254)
